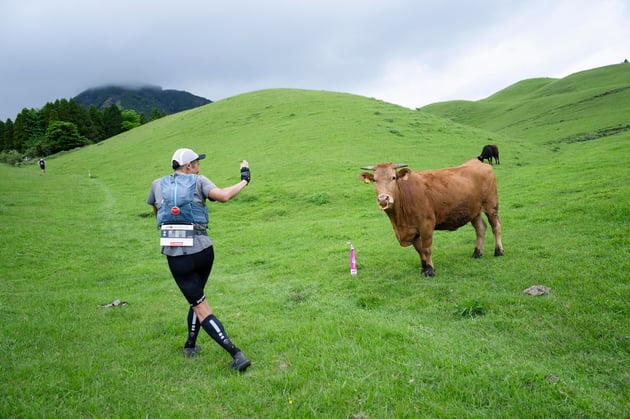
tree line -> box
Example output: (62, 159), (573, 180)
(0, 99), (166, 165)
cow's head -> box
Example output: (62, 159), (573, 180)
(360, 163), (409, 210)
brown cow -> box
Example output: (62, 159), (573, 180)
(359, 159), (503, 277)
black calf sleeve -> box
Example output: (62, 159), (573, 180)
(201, 315), (239, 356)
(185, 308), (199, 348)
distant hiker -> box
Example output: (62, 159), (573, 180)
(146, 148), (252, 371)
(38, 158), (46, 173)
(477, 144), (500, 165)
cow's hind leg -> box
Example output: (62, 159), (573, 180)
(471, 214), (487, 258)
(413, 234), (435, 277)
(486, 212), (504, 256)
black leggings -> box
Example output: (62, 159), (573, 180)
(167, 246), (214, 306)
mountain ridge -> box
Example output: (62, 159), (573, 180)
(73, 84), (212, 116)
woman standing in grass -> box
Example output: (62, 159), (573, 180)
(147, 148), (251, 372)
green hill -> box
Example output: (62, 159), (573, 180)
(419, 62), (630, 144)
(1, 66), (629, 417)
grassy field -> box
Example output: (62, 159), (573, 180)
(1, 64), (629, 417)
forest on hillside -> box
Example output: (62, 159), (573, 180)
(0, 99), (166, 165)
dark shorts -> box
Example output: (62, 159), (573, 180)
(166, 245), (214, 306)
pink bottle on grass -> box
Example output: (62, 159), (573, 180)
(349, 243), (357, 276)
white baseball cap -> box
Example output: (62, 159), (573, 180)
(171, 148), (206, 169)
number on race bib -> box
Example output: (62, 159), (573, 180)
(160, 224), (194, 246)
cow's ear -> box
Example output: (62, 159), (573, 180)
(397, 168), (411, 179)
(359, 172), (374, 183)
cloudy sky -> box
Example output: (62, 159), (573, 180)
(1, 0), (628, 120)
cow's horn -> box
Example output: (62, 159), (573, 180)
(395, 164), (408, 168)
(360, 165), (375, 171)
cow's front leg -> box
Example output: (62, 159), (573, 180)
(471, 214), (487, 258)
(413, 233), (434, 277)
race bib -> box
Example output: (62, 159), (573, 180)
(160, 224), (194, 246)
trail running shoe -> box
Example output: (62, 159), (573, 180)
(183, 345), (201, 358)
(230, 351), (251, 371)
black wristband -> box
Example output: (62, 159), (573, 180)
(240, 167), (251, 184)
